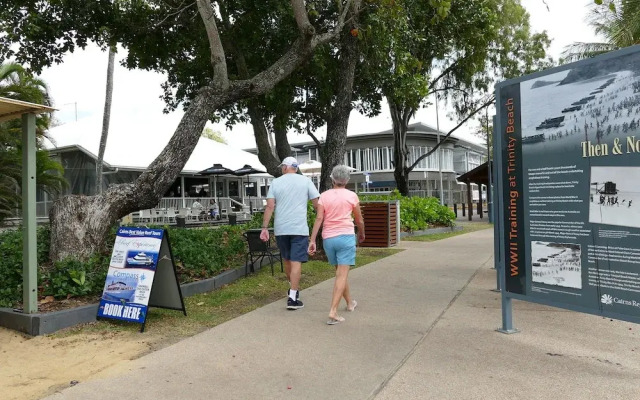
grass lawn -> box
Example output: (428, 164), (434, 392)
(58, 247), (402, 338)
(402, 222), (492, 242)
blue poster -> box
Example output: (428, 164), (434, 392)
(98, 228), (164, 323)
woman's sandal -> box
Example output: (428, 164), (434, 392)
(327, 316), (345, 325)
(347, 300), (357, 312)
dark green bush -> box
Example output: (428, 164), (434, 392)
(41, 254), (109, 299)
(0, 223), (253, 307)
(0, 228), (27, 307)
(167, 225), (246, 280)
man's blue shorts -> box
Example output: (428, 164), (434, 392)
(275, 235), (309, 263)
(323, 234), (356, 266)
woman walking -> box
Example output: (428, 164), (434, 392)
(308, 165), (365, 325)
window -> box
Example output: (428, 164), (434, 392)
(382, 147), (389, 170)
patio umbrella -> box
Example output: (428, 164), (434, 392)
(197, 163), (235, 200)
(298, 160), (322, 175)
(233, 164), (265, 200)
(198, 163), (235, 175)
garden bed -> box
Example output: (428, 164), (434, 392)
(0, 256), (275, 336)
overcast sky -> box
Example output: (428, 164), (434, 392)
(39, 0), (600, 151)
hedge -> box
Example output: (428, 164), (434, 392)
(360, 190), (456, 232)
(0, 224), (249, 308)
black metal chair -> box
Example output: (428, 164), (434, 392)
(243, 230), (283, 276)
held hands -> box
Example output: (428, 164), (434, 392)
(259, 228), (269, 242)
(308, 241), (317, 255)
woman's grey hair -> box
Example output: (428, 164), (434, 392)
(330, 165), (351, 185)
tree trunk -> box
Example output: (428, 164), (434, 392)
(248, 102), (282, 176)
(389, 101), (414, 196)
(274, 124), (291, 161)
(319, 12), (360, 192)
(96, 46), (115, 194)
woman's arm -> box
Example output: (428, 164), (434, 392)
(308, 204), (325, 254)
(353, 202), (365, 243)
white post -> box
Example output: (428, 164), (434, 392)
(180, 176), (186, 208)
(435, 94), (444, 205)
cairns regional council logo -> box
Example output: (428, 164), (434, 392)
(601, 294), (613, 305)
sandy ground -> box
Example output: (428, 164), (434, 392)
(0, 327), (160, 400)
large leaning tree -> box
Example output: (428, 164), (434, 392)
(0, 0), (360, 261)
(363, 0), (551, 195)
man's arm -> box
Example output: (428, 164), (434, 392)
(260, 198), (276, 241)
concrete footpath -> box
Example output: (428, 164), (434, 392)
(46, 228), (639, 399)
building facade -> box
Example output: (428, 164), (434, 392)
(258, 122), (487, 204)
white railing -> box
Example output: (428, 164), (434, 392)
(28, 196), (269, 223)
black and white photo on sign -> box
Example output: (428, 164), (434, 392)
(531, 241), (582, 289)
(519, 51), (640, 153)
(589, 166), (640, 228)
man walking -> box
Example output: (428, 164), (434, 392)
(261, 157), (320, 309)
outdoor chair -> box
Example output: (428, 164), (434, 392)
(164, 208), (177, 224)
(139, 209), (155, 223)
(179, 207), (195, 222)
(243, 230), (283, 277)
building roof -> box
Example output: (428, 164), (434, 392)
(255, 121), (486, 152)
(43, 114), (267, 174)
(457, 161), (493, 185)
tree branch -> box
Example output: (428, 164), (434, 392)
(306, 126), (323, 149)
(291, 0), (316, 36)
(428, 53), (472, 91)
(228, 31), (335, 100)
(408, 96), (494, 171)
(196, 0), (229, 90)
(154, 1), (196, 28)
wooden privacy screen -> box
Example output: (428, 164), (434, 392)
(360, 201), (399, 247)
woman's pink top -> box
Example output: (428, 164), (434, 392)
(318, 188), (360, 239)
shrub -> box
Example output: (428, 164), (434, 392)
(0, 223), (252, 307)
(0, 228), (27, 307)
(360, 190), (455, 232)
(41, 254), (109, 299)
(167, 225), (246, 280)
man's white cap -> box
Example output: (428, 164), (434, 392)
(278, 156), (298, 168)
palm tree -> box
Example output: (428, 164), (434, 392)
(0, 62), (67, 222)
(563, 0), (640, 62)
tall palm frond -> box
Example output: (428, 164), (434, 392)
(0, 62), (66, 222)
(563, 0), (640, 62)
(562, 42), (617, 62)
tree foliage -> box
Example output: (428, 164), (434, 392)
(564, 0), (640, 62)
(360, 0), (551, 195)
(201, 127), (227, 144)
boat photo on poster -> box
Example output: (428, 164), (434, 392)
(98, 228), (163, 323)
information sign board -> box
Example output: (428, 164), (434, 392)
(495, 45), (640, 325)
(98, 227), (186, 331)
